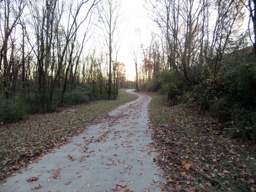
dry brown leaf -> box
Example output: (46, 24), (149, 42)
(95, 131), (109, 142)
(112, 184), (133, 192)
(26, 176), (38, 183)
(181, 160), (193, 171)
(52, 168), (61, 179)
(33, 184), (42, 190)
(79, 155), (89, 162)
(67, 154), (76, 161)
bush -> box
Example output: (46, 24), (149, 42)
(24, 92), (58, 113)
(191, 83), (213, 111)
(159, 70), (185, 105)
(191, 75), (226, 111)
(192, 83), (211, 111)
(63, 89), (90, 105)
(220, 62), (256, 141)
(230, 107), (256, 141)
(210, 97), (231, 122)
(145, 78), (161, 92)
(224, 62), (256, 108)
(0, 97), (28, 124)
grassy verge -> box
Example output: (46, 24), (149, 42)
(149, 94), (256, 192)
(0, 90), (137, 180)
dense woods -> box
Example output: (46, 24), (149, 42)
(0, 0), (123, 123)
(135, 0), (256, 141)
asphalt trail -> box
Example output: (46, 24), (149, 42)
(0, 90), (165, 192)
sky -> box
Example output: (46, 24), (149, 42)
(118, 0), (154, 81)
(84, 0), (155, 81)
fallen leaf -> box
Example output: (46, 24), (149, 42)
(181, 160), (193, 171)
(51, 168), (61, 179)
(112, 184), (133, 192)
(67, 155), (76, 161)
(34, 184), (42, 190)
(79, 155), (89, 162)
(95, 131), (109, 142)
(26, 176), (38, 183)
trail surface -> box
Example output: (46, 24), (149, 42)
(0, 90), (165, 192)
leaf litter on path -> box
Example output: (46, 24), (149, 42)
(112, 184), (133, 192)
(26, 176), (39, 183)
(51, 168), (61, 179)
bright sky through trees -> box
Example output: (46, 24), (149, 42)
(118, 0), (155, 81)
(83, 0), (250, 81)
(84, 0), (156, 81)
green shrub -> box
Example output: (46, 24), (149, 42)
(0, 97), (28, 123)
(210, 97), (231, 122)
(230, 107), (256, 141)
(24, 92), (58, 113)
(145, 78), (161, 92)
(224, 62), (256, 107)
(202, 62), (256, 141)
(159, 70), (185, 104)
(179, 91), (194, 103)
(191, 82), (213, 111)
(191, 76), (226, 111)
(63, 89), (90, 105)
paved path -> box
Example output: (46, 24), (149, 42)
(0, 91), (165, 192)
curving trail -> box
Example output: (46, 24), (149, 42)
(0, 90), (165, 192)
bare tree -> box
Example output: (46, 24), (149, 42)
(98, 0), (119, 99)
(208, 0), (244, 80)
(148, 0), (180, 71)
(28, 0), (97, 110)
(248, 0), (256, 54)
(133, 52), (139, 91)
(0, 0), (26, 98)
(149, 0), (244, 85)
